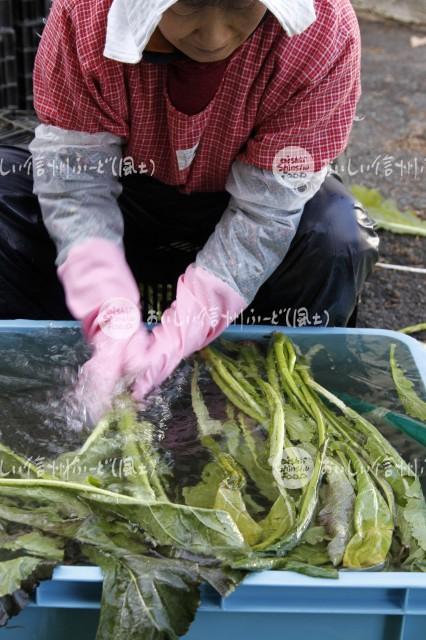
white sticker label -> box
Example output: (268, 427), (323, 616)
(176, 142), (199, 171)
(272, 146), (315, 193)
(281, 446), (314, 489)
(98, 297), (140, 340)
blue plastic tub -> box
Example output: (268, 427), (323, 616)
(0, 320), (425, 640)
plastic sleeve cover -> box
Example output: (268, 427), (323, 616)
(195, 159), (330, 304)
(29, 124), (126, 267)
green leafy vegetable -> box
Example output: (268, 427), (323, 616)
(319, 457), (355, 566)
(339, 446), (394, 569)
(399, 323), (426, 336)
(351, 185), (426, 236)
(390, 344), (426, 421)
(0, 332), (425, 638)
(0, 557), (52, 598)
(214, 483), (263, 546)
(87, 547), (201, 640)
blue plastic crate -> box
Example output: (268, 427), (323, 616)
(0, 320), (425, 640)
(0, 566), (421, 640)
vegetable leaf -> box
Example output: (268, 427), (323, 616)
(87, 547), (201, 640)
(390, 344), (426, 421)
(319, 457), (355, 566)
(0, 556), (51, 598)
(351, 185), (426, 236)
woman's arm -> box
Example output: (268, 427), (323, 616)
(131, 160), (329, 399)
(196, 159), (329, 305)
(28, 0), (151, 422)
(29, 123), (125, 267)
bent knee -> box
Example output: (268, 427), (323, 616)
(301, 175), (380, 264)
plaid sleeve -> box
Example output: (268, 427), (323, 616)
(237, 22), (361, 174)
(33, 0), (129, 139)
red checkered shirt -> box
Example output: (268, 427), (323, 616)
(33, 0), (361, 194)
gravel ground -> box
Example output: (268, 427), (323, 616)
(339, 18), (426, 332)
(358, 232), (425, 337)
(0, 18), (425, 332)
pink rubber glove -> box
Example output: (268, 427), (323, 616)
(57, 238), (152, 424)
(132, 263), (246, 400)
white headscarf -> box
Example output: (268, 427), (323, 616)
(104, 0), (316, 63)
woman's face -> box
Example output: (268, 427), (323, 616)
(158, 1), (267, 62)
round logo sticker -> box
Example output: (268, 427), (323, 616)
(281, 446), (314, 489)
(272, 146), (315, 193)
(98, 297), (140, 340)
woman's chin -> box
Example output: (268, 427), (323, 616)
(178, 43), (237, 63)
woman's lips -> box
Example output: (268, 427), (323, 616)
(192, 44), (229, 54)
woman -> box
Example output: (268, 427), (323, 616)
(0, 0), (379, 421)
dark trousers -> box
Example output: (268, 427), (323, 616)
(0, 145), (379, 327)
